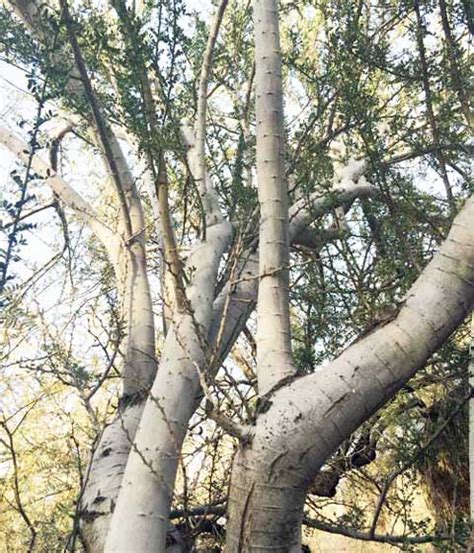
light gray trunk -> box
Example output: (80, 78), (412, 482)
(80, 249), (259, 551)
(104, 221), (233, 552)
(254, 0), (295, 395)
(0, 128), (157, 553)
(116, 240), (157, 397)
(77, 182), (377, 550)
(226, 197), (474, 550)
(0, 127), (380, 553)
(227, 447), (305, 552)
(79, 402), (143, 550)
(79, 221), (156, 549)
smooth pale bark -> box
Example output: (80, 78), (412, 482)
(2, 8), (378, 548)
(60, 0), (157, 396)
(0, 130), (156, 545)
(209, 173), (376, 370)
(289, 178), (375, 237)
(7, 0), (157, 395)
(254, 0), (295, 395)
(194, 0), (229, 226)
(116, 241), (157, 397)
(81, 180), (375, 550)
(0, 127), (157, 547)
(0, 127), (155, 398)
(0, 127), (116, 253)
(208, 254), (260, 367)
(104, 220), (233, 552)
(226, 197), (474, 551)
(79, 402), (142, 549)
(2, 6), (158, 544)
(110, 149), (156, 397)
(103, 5), (233, 546)
(98, 172), (365, 550)
(81, 248), (254, 552)
(2, 112), (375, 547)
(208, 176), (376, 365)
(79, 203), (350, 550)
(104, 163), (156, 397)
(180, 120), (222, 227)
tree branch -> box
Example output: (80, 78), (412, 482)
(369, 389), (471, 536)
(254, 0), (296, 395)
(303, 516), (449, 546)
(111, 0), (185, 312)
(195, 361), (254, 443)
(251, 196), (474, 530)
(194, 0), (228, 227)
(59, 0), (134, 239)
(0, 126), (117, 255)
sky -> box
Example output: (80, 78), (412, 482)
(0, 0), (466, 362)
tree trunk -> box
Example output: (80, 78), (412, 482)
(254, 0), (295, 395)
(227, 196), (474, 550)
(226, 446), (305, 552)
(104, 221), (233, 552)
(80, 402), (143, 550)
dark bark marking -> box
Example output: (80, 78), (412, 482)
(118, 391), (147, 409)
(324, 392), (350, 418)
(237, 481), (255, 553)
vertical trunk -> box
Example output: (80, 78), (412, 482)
(80, 235), (156, 550)
(194, 0), (229, 226)
(254, 0), (295, 395)
(77, 144), (156, 548)
(227, 7), (304, 543)
(80, 249), (259, 552)
(118, 241), (157, 397)
(226, 445), (304, 552)
(79, 402), (143, 551)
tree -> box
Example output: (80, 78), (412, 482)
(0, 0), (472, 551)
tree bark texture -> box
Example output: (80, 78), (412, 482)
(254, 0), (296, 396)
(104, 221), (233, 551)
(226, 197), (474, 551)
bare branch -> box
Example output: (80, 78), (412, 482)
(59, 0), (134, 239)
(195, 361), (254, 443)
(303, 516), (449, 546)
(194, 0), (229, 226)
(0, 126), (117, 254)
